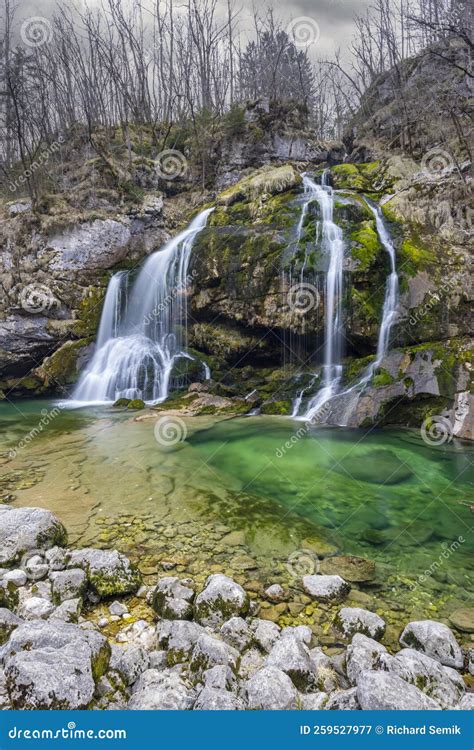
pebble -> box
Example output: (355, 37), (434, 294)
(109, 601), (128, 616)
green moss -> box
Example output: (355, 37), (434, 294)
(350, 220), (381, 270)
(75, 287), (107, 337)
(399, 237), (435, 277)
(260, 400), (292, 415)
(39, 339), (90, 387)
(331, 161), (389, 193)
(217, 165), (301, 206)
(373, 368), (395, 387)
(127, 399), (145, 410)
(113, 398), (131, 408)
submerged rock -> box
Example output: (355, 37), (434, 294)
(0, 507), (67, 565)
(399, 620), (463, 668)
(320, 556), (376, 583)
(332, 450), (413, 484)
(449, 608), (474, 633)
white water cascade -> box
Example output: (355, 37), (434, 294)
(301, 172), (345, 422)
(71, 208), (214, 405)
(293, 174), (400, 424)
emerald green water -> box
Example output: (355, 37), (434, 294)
(1, 400), (473, 638)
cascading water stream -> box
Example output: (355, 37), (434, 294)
(70, 208), (214, 405)
(301, 172), (345, 422)
(293, 173), (399, 424)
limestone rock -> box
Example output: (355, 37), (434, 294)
(335, 607), (386, 640)
(151, 577), (194, 620)
(245, 666), (298, 710)
(157, 620), (206, 666)
(399, 620), (463, 668)
(385, 648), (465, 710)
(2, 620), (110, 709)
(68, 548), (141, 598)
(194, 687), (245, 710)
(194, 574), (249, 628)
(129, 669), (195, 710)
(50, 569), (86, 604)
(0, 507), (67, 566)
(303, 574), (350, 602)
(220, 616), (252, 651)
(356, 670), (441, 710)
(346, 634), (387, 685)
(266, 634), (317, 691)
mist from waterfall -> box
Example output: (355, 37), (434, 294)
(70, 208), (213, 405)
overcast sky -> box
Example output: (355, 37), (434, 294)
(14, 0), (371, 61)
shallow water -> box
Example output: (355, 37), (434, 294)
(1, 400), (473, 637)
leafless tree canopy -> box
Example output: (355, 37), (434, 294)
(0, 0), (471, 199)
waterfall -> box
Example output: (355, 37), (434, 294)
(301, 172), (345, 422)
(71, 208), (214, 405)
(369, 203), (399, 368)
(294, 173), (399, 424)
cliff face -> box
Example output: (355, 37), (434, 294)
(0, 47), (472, 438)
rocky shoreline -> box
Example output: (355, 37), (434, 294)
(0, 505), (472, 711)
